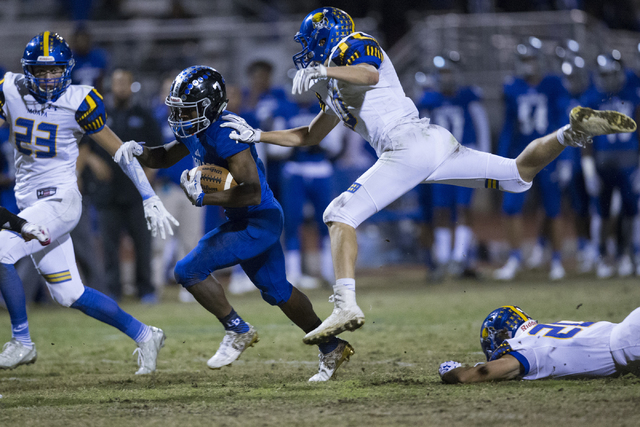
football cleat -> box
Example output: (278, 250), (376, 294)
(0, 339), (37, 370)
(492, 256), (521, 281)
(309, 340), (354, 382)
(562, 107), (637, 148)
(549, 259), (566, 281)
(227, 270), (256, 295)
(207, 325), (259, 369)
(133, 326), (165, 375)
(303, 289), (365, 345)
(596, 260), (615, 279)
(617, 254), (634, 278)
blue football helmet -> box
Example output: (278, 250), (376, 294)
(21, 32), (75, 103)
(515, 36), (543, 79)
(293, 7), (355, 69)
(480, 305), (534, 361)
(165, 66), (228, 138)
(595, 51), (626, 94)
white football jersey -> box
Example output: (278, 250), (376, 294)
(316, 32), (420, 156)
(0, 72), (106, 207)
(505, 320), (617, 379)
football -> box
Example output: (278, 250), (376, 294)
(188, 164), (237, 193)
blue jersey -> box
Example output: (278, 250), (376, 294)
(417, 86), (484, 150)
(70, 48), (108, 87)
(241, 87), (291, 131)
(286, 102), (333, 163)
(176, 111), (276, 220)
(580, 75), (640, 158)
(498, 75), (568, 158)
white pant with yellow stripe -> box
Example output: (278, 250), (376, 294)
(0, 186), (84, 306)
(323, 123), (532, 228)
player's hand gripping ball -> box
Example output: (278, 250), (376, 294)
(181, 164), (237, 207)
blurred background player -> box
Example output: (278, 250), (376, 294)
(416, 51), (490, 280)
(580, 51), (640, 278)
(493, 37), (570, 281)
(439, 305), (640, 383)
(0, 32), (176, 373)
(84, 68), (163, 303)
(556, 41), (598, 274)
(278, 89), (344, 289)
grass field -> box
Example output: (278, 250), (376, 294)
(1, 268), (640, 426)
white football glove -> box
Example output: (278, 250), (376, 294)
(180, 169), (205, 207)
(113, 140), (144, 164)
(20, 222), (51, 246)
(438, 361), (463, 378)
(142, 195), (180, 239)
(292, 64), (327, 95)
(220, 114), (262, 144)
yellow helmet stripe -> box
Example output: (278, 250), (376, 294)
(502, 305), (529, 321)
(43, 31), (50, 56)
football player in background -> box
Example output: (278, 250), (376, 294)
(580, 52), (640, 278)
(439, 305), (640, 383)
(493, 37), (570, 282)
(416, 51), (490, 280)
(0, 32), (178, 373)
(222, 7), (636, 345)
(115, 66), (354, 382)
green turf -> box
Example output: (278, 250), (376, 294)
(1, 269), (639, 426)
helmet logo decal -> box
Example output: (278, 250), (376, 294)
(312, 11), (330, 29)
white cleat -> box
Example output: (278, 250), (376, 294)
(207, 324), (259, 369)
(227, 271), (256, 295)
(549, 260), (566, 281)
(303, 290), (365, 345)
(309, 340), (354, 382)
(563, 107), (637, 148)
(493, 256), (521, 281)
(617, 255), (634, 277)
(596, 261), (615, 279)
(294, 275), (321, 290)
(133, 326), (165, 375)
(526, 244), (545, 270)
(0, 339), (37, 369)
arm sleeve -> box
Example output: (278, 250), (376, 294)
(331, 35), (383, 69)
(75, 89), (107, 135)
(469, 101), (491, 153)
(114, 157), (157, 201)
(0, 206), (27, 233)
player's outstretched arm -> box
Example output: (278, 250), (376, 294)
(91, 126), (180, 239)
(439, 356), (522, 384)
(114, 140), (191, 169)
(222, 111), (339, 148)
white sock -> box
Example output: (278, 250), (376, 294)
(321, 236), (334, 282)
(434, 227), (452, 265)
(334, 278), (356, 293)
(285, 250), (302, 284)
(452, 225), (473, 262)
(135, 325), (152, 343)
(556, 124), (571, 146)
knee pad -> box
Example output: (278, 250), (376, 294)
(45, 275), (85, 307)
(174, 257), (207, 288)
(323, 190), (368, 229)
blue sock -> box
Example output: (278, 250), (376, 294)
(318, 336), (341, 354)
(0, 263), (33, 347)
(552, 251), (562, 263)
(510, 249), (522, 262)
(70, 287), (150, 343)
(577, 237), (587, 252)
(218, 308), (250, 334)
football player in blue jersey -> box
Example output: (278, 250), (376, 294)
(222, 7), (636, 345)
(416, 52), (490, 279)
(115, 66), (354, 381)
(580, 52), (640, 278)
(0, 32), (178, 373)
(439, 305), (640, 383)
(493, 37), (571, 281)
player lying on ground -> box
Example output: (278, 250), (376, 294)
(439, 305), (640, 383)
(114, 66), (354, 381)
(222, 7), (639, 345)
(0, 206), (50, 246)
(0, 32), (178, 374)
